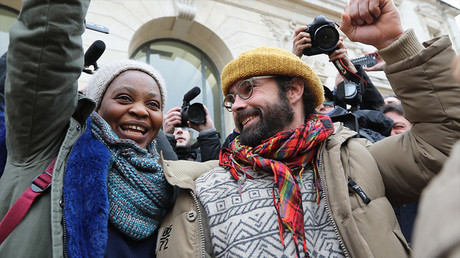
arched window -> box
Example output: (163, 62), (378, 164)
(131, 39), (223, 137)
(0, 5), (18, 55)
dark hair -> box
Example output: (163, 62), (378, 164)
(383, 103), (404, 116)
(384, 93), (397, 98)
(274, 76), (316, 118)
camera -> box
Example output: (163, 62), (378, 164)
(335, 80), (364, 112)
(351, 53), (378, 68)
(303, 15), (339, 56)
(178, 87), (206, 127)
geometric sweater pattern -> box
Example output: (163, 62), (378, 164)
(196, 166), (345, 257)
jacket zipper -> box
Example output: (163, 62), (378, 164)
(318, 146), (350, 258)
(189, 189), (206, 258)
(61, 197), (69, 258)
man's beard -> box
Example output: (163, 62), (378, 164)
(236, 95), (294, 147)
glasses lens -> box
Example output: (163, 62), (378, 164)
(223, 94), (235, 110)
(238, 80), (253, 99)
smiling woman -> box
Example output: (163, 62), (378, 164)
(87, 62), (166, 148)
(0, 0), (175, 256)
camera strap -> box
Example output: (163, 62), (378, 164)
(332, 58), (368, 87)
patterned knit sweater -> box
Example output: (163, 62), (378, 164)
(195, 165), (345, 257)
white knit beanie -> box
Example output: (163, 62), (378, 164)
(86, 59), (167, 110)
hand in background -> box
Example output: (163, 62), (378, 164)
(292, 25), (310, 58)
(163, 107), (182, 134)
(328, 37), (358, 73)
(363, 52), (385, 71)
(188, 105), (215, 132)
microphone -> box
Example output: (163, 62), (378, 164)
(83, 40), (106, 74)
(183, 86), (201, 103)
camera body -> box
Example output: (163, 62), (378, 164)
(303, 15), (339, 56)
(179, 102), (206, 127)
(177, 86), (206, 128)
(335, 80), (364, 112)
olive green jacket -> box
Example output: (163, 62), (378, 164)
(0, 0), (92, 257)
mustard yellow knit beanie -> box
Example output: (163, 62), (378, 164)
(221, 46), (324, 107)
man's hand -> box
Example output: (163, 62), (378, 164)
(292, 25), (311, 58)
(340, 0), (404, 50)
(328, 37), (358, 73)
(163, 107), (182, 134)
(363, 52), (385, 72)
(188, 105), (215, 132)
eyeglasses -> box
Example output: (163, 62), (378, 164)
(222, 76), (275, 112)
(322, 101), (335, 108)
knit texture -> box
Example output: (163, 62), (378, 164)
(378, 29), (424, 65)
(219, 114), (334, 256)
(221, 46), (324, 107)
(195, 166), (345, 257)
(90, 112), (174, 240)
(86, 59), (167, 110)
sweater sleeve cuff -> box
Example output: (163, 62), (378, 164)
(377, 29), (424, 65)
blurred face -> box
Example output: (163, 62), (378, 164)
(315, 98), (335, 114)
(173, 127), (191, 148)
(98, 70), (163, 148)
(384, 96), (401, 106)
(229, 76), (294, 147)
(384, 111), (412, 136)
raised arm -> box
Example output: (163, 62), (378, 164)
(342, 0), (460, 203)
(6, 0), (89, 163)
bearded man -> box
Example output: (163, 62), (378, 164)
(156, 0), (460, 257)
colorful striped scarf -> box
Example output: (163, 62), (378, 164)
(219, 114), (333, 256)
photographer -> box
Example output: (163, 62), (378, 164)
(163, 105), (221, 162)
(293, 31), (392, 142)
(294, 27), (384, 111)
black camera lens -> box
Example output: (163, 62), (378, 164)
(315, 25), (339, 50)
(303, 15), (339, 56)
(187, 103), (206, 124)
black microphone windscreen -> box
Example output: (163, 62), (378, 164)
(183, 87), (201, 102)
(84, 40), (106, 67)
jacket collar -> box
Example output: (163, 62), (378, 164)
(163, 158), (219, 191)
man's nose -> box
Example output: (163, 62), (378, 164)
(231, 94), (248, 112)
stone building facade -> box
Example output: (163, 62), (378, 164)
(1, 0), (459, 136)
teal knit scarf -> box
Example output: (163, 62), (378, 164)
(90, 112), (174, 240)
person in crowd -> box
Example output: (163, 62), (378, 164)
(294, 35), (385, 112)
(156, 0), (460, 257)
(412, 52), (460, 258)
(384, 94), (402, 105)
(163, 106), (221, 161)
(296, 35), (392, 142)
(383, 103), (412, 135)
(0, 0), (175, 257)
(315, 86), (335, 114)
